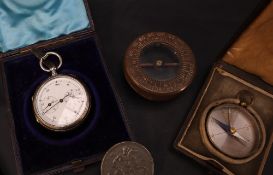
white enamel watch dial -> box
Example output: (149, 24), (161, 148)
(33, 52), (90, 131)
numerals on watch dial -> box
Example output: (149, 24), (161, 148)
(33, 75), (90, 131)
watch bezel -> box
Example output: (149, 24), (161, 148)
(32, 74), (91, 132)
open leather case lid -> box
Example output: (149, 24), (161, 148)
(0, 0), (94, 55)
(0, 0), (131, 174)
(223, 0), (273, 86)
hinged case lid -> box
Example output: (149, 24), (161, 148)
(0, 0), (94, 55)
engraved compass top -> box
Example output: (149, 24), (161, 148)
(124, 32), (196, 101)
(101, 141), (154, 175)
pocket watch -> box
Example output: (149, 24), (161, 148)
(32, 52), (91, 132)
(200, 92), (266, 164)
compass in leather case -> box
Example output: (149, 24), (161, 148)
(200, 94), (266, 165)
(174, 62), (273, 175)
(175, 2), (273, 174)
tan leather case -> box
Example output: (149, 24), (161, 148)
(223, 0), (273, 85)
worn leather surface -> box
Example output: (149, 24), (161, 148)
(224, 0), (273, 86)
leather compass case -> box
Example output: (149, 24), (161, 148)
(174, 1), (273, 175)
(174, 62), (273, 175)
(0, 0), (131, 174)
(223, 0), (273, 87)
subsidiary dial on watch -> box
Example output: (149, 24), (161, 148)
(32, 52), (91, 132)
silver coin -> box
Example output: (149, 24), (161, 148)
(101, 141), (154, 175)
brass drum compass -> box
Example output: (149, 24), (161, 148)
(124, 32), (196, 101)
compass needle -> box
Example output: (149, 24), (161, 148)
(233, 132), (249, 144)
(213, 117), (230, 133)
(228, 107), (232, 128)
(204, 103), (265, 160)
(124, 32), (196, 101)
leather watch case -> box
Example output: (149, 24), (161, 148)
(0, 1), (132, 174)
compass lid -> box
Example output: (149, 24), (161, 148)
(124, 32), (196, 101)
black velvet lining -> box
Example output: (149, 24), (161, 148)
(3, 35), (130, 174)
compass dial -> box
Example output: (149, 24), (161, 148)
(124, 32), (196, 101)
(206, 103), (263, 159)
(33, 75), (90, 131)
(139, 43), (180, 81)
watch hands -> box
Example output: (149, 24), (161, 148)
(43, 93), (71, 114)
(42, 100), (57, 111)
